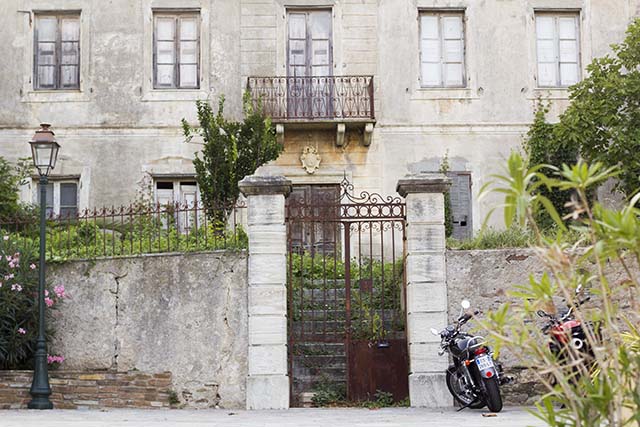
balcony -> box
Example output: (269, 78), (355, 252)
(246, 75), (375, 146)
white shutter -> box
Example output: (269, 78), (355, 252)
(559, 16), (579, 86)
(536, 15), (558, 87)
(420, 15), (441, 86)
(288, 13), (307, 77)
(442, 15), (464, 87)
(179, 17), (198, 88)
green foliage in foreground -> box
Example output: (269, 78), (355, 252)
(481, 151), (640, 427)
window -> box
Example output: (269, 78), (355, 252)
(153, 12), (200, 89)
(420, 12), (465, 88)
(155, 180), (199, 231)
(37, 180), (78, 218)
(34, 13), (80, 90)
(536, 13), (580, 87)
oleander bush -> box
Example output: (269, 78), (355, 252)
(0, 233), (65, 370)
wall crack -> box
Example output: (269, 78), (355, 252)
(109, 271), (127, 370)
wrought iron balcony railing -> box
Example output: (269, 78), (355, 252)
(247, 75), (375, 121)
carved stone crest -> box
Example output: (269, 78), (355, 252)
(300, 146), (321, 174)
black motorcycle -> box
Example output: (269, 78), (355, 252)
(431, 300), (506, 412)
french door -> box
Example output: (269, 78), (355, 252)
(287, 10), (333, 118)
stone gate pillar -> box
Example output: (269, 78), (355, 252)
(396, 173), (452, 407)
(239, 175), (292, 410)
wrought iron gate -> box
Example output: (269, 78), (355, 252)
(286, 178), (408, 405)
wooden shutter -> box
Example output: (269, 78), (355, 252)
(309, 11), (332, 77)
(59, 183), (78, 218)
(155, 16), (176, 87)
(442, 15), (464, 86)
(179, 16), (199, 88)
(420, 15), (441, 86)
(35, 16), (58, 89)
(60, 17), (80, 89)
(558, 16), (579, 86)
(288, 13), (307, 78)
(449, 173), (472, 240)
(536, 15), (557, 87)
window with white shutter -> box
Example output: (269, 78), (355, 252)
(34, 14), (80, 90)
(153, 11), (200, 89)
(36, 180), (78, 218)
(536, 13), (580, 87)
(420, 12), (465, 88)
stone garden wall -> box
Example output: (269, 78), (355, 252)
(44, 251), (248, 409)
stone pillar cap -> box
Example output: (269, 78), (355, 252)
(239, 175), (292, 196)
(396, 173), (452, 196)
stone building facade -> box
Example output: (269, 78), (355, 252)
(0, 0), (638, 233)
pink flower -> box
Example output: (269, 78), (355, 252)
(11, 284), (22, 292)
(17, 328), (26, 335)
(54, 285), (66, 299)
(45, 297), (54, 307)
(47, 355), (65, 364)
(2, 235), (8, 241)
(7, 273), (14, 280)
(30, 264), (36, 270)
(44, 290), (49, 297)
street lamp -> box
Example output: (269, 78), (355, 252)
(27, 123), (60, 410)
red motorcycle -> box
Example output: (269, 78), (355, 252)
(537, 286), (597, 366)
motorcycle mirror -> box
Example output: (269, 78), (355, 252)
(430, 328), (440, 336)
(461, 300), (471, 310)
(536, 310), (547, 318)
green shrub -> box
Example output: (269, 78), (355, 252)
(447, 226), (534, 249)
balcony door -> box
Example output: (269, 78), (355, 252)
(287, 10), (333, 118)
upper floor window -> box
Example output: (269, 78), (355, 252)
(153, 11), (200, 89)
(34, 13), (80, 90)
(535, 12), (580, 87)
(419, 12), (465, 88)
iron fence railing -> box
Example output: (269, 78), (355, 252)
(247, 75), (375, 120)
(0, 201), (247, 260)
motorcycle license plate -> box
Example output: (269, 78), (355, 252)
(475, 354), (494, 371)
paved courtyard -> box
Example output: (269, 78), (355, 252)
(2, 407), (545, 427)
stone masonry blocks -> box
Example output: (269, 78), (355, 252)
(406, 292), (448, 321)
(397, 174), (451, 408)
(406, 253), (445, 283)
(246, 375), (290, 410)
(248, 345), (287, 376)
(240, 175), (291, 410)
(409, 373), (452, 408)
(249, 315), (287, 345)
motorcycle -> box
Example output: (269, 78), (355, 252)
(536, 285), (597, 369)
(430, 300), (505, 412)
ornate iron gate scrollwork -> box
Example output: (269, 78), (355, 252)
(286, 177), (409, 405)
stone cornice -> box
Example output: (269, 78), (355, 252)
(396, 173), (452, 196)
(238, 175), (292, 197)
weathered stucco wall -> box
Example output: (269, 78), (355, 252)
(1, 0), (638, 225)
(47, 251), (248, 409)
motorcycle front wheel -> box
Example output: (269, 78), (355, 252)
(481, 377), (503, 412)
(446, 368), (484, 409)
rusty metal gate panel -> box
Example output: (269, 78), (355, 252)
(286, 178), (408, 405)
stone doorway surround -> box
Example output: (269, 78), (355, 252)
(239, 173), (451, 409)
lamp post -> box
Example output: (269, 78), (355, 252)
(27, 123), (60, 410)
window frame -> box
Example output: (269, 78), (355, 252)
(152, 11), (201, 90)
(35, 179), (79, 218)
(419, 10), (467, 89)
(33, 12), (81, 91)
(535, 11), (581, 88)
